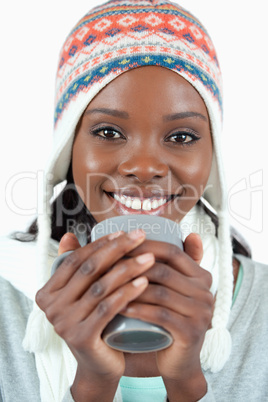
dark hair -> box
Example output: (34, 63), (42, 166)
(198, 199), (252, 258)
(14, 165), (251, 258)
(14, 165), (97, 244)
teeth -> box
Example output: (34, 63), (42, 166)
(125, 197), (132, 208)
(120, 195), (126, 205)
(131, 198), (142, 210)
(114, 193), (120, 202)
(113, 193), (168, 211)
(142, 199), (151, 211)
(151, 199), (160, 210)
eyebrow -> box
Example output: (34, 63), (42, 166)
(85, 108), (129, 119)
(163, 111), (208, 122)
(85, 108), (208, 122)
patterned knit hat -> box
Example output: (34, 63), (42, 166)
(24, 0), (233, 383)
(52, 0), (223, 209)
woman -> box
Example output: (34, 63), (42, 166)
(1, 1), (267, 401)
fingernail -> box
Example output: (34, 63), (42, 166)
(136, 252), (154, 265)
(132, 277), (148, 288)
(128, 229), (145, 240)
(64, 232), (77, 240)
(108, 231), (123, 240)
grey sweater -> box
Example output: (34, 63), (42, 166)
(0, 254), (268, 402)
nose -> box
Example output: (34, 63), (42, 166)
(118, 153), (169, 182)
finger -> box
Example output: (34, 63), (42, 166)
(42, 251), (154, 324)
(52, 276), (149, 340)
(58, 233), (81, 255)
(183, 233), (203, 265)
(133, 282), (213, 316)
(121, 301), (184, 337)
(127, 240), (198, 277)
(134, 284), (190, 315)
(142, 260), (213, 309)
(145, 262), (195, 296)
(71, 252), (155, 312)
(43, 263), (150, 333)
(55, 230), (148, 298)
(123, 298), (213, 345)
(38, 229), (146, 297)
(81, 276), (149, 337)
(37, 230), (124, 297)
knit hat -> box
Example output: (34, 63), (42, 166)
(24, 0), (233, 386)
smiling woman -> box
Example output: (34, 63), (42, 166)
(72, 67), (212, 223)
(0, 1), (267, 402)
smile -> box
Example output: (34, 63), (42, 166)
(108, 192), (177, 213)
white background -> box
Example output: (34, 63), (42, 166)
(0, 0), (267, 264)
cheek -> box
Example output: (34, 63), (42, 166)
(73, 140), (103, 173)
(188, 155), (212, 189)
(177, 144), (213, 196)
(72, 140), (108, 202)
(73, 134), (116, 174)
(173, 149), (212, 216)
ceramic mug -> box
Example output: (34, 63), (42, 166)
(51, 215), (183, 352)
(91, 215), (183, 353)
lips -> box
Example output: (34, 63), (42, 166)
(106, 191), (178, 213)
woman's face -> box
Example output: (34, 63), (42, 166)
(72, 66), (212, 224)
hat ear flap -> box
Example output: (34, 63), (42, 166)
(200, 212), (233, 372)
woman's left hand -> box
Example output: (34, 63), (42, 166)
(122, 233), (213, 399)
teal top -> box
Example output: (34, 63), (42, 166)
(232, 262), (243, 306)
(120, 264), (244, 402)
(119, 376), (165, 402)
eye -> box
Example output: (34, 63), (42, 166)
(90, 126), (124, 140)
(166, 131), (200, 144)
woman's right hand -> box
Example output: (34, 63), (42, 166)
(35, 230), (154, 401)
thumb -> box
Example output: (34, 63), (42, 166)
(184, 233), (203, 265)
(58, 232), (81, 255)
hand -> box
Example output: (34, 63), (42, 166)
(122, 234), (213, 400)
(36, 230), (155, 400)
